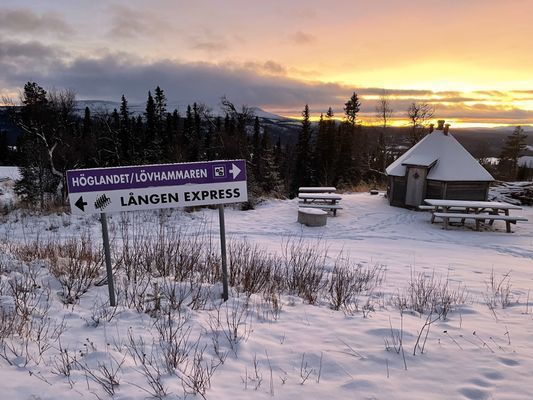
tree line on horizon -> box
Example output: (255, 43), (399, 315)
(0, 81), (529, 210)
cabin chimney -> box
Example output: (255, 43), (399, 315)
(444, 123), (450, 135)
(429, 124), (434, 133)
(437, 120), (445, 130)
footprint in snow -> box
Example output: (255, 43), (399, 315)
(481, 369), (504, 381)
(458, 386), (490, 400)
(499, 357), (520, 366)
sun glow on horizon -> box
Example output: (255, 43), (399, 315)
(277, 114), (533, 129)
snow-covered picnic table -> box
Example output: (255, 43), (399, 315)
(423, 198), (527, 232)
(298, 193), (343, 216)
(298, 186), (337, 194)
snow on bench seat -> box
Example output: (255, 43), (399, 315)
(432, 212), (528, 232)
(297, 202), (343, 216)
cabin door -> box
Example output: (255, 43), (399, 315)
(405, 167), (427, 207)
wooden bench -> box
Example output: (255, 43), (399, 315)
(297, 202), (343, 216)
(298, 207), (328, 227)
(298, 193), (342, 216)
(432, 212), (528, 233)
(299, 187), (336, 194)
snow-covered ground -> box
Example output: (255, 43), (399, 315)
(0, 193), (532, 400)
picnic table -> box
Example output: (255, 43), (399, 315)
(298, 187), (337, 194)
(423, 199), (527, 232)
(298, 193), (343, 216)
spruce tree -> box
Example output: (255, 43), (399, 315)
(313, 108), (337, 185)
(119, 95), (132, 162)
(343, 92), (363, 186)
(292, 104), (313, 195)
(259, 128), (283, 195)
(252, 116), (262, 180)
(499, 126), (528, 179)
(144, 91), (161, 162)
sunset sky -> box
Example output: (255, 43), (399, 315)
(1, 0), (532, 127)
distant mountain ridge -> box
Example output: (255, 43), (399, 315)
(75, 100), (293, 122)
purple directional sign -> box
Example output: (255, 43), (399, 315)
(66, 160), (248, 214)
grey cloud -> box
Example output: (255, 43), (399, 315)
(0, 8), (73, 35)
(0, 39), (65, 74)
(243, 60), (287, 76)
(288, 31), (316, 45)
(426, 97), (479, 103)
(6, 55), (349, 109)
(107, 5), (169, 39)
(358, 88), (434, 97)
(0, 39), (65, 59)
(3, 52), (532, 124)
(187, 29), (230, 54)
(190, 40), (228, 52)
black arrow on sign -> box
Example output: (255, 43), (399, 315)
(75, 196), (88, 212)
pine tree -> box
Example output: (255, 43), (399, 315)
(15, 82), (51, 207)
(82, 107), (92, 139)
(344, 92), (360, 126)
(252, 116), (262, 180)
(193, 103), (203, 160)
(79, 107), (97, 166)
(154, 86), (167, 123)
(313, 108), (337, 185)
(144, 91), (161, 162)
(119, 95), (132, 161)
(499, 126), (528, 179)
(292, 104), (313, 195)
(259, 128), (283, 195)
(335, 123), (353, 187)
(183, 104), (200, 161)
(343, 92), (363, 186)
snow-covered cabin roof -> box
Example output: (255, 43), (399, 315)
(518, 155), (533, 168)
(386, 130), (494, 181)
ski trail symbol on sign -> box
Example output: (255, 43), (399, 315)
(230, 163), (241, 179)
(94, 194), (111, 210)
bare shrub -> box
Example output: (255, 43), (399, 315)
(86, 300), (119, 327)
(229, 239), (274, 295)
(242, 353), (263, 390)
(180, 342), (221, 399)
(393, 270), (467, 319)
(49, 234), (104, 304)
(328, 255), (384, 312)
(76, 354), (125, 396)
(11, 236), (59, 264)
(384, 314), (408, 370)
(282, 237), (327, 304)
(208, 297), (252, 355)
(126, 330), (168, 398)
(116, 274), (152, 312)
(484, 269), (513, 309)
(155, 309), (196, 373)
(8, 267), (48, 324)
(118, 221), (217, 284)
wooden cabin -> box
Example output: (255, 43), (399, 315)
(386, 120), (494, 208)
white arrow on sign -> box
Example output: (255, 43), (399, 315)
(230, 163), (241, 179)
